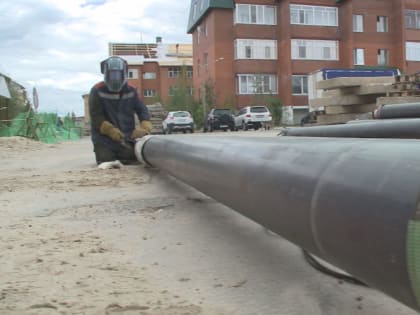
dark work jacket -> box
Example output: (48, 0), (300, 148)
(88, 82), (150, 149)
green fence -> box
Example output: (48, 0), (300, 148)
(0, 111), (82, 143)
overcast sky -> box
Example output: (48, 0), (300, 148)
(0, 0), (192, 116)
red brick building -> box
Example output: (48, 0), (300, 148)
(109, 40), (193, 106)
(187, 0), (420, 123)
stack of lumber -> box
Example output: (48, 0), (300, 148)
(310, 77), (394, 125)
(386, 73), (420, 97)
(376, 73), (420, 107)
(146, 103), (167, 134)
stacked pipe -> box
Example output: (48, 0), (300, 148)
(374, 102), (420, 119)
(136, 135), (420, 312)
(283, 102), (420, 138)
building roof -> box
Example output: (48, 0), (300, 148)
(111, 42), (193, 67)
(187, 0), (234, 33)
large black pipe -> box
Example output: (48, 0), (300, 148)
(281, 118), (420, 138)
(375, 102), (420, 119)
(135, 135), (420, 311)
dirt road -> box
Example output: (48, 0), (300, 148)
(0, 134), (417, 315)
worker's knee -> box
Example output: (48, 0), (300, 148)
(93, 143), (116, 164)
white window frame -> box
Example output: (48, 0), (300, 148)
(143, 72), (156, 80)
(186, 67), (193, 79)
(128, 69), (138, 79)
(354, 48), (365, 65)
(377, 49), (389, 65)
(377, 16), (389, 32)
(292, 75), (308, 95)
(405, 10), (420, 29)
(237, 74), (278, 95)
(406, 42), (420, 61)
(290, 4), (338, 27)
(143, 89), (156, 97)
(234, 39), (277, 60)
(234, 4), (276, 25)
(353, 14), (364, 32)
(168, 67), (182, 78)
(291, 39), (339, 60)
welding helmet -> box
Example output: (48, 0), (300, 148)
(100, 56), (128, 92)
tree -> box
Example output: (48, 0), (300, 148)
(250, 75), (282, 126)
(167, 65), (194, 112)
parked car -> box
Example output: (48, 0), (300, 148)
(234, 106), (272, 130)
(204, 108), (236, 132)
(162, 111), (194, 134)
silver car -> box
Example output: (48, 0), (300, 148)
(234, 106), (272, 130)
(162, 111), (194, 134)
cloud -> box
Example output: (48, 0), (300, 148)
(0, 0), (192, 116)
(81, 0), (107, 8)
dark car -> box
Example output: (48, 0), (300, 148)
(204, 108), (236, 132)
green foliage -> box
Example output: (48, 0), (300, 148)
(251, 93), (282, 126)
(203, 78), (217, 110)
(266, 97), (283, 126)
(187, 100), (204, 128)
(167, 65), (194, 112)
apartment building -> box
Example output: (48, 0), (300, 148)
(108, 39), (193, 106)
(187, 0), (420, 124)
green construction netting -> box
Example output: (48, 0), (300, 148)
(0, 111), (82, 144)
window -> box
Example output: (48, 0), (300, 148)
(202, 22), (207, 37)
(377, 16), (388, 32)
(127, 69), (138, 79)
(290, 4), (338, 26)
(292, 75), (308, 95)
(168, 67), (181, 78)
(406, 42), (420, 61)
(143, 89), (156, 97)
(143, 72), (156, 80)
(354, 48), (365, 65)
(186, 67), (193, 79)
(235, 39), (277, 60)
(168, 86), (192, 96)
(291, 39), (338, 60)
(353, 14), (364, 32)
(234, 4), (276, 25)
(377, 49), (389, 65)
(405, 10), (420, 29)
(237, 74), (277, 94)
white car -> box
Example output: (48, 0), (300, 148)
(234, 106), (272, 130)
(162, 111), (194, 134)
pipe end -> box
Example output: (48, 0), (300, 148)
(134, 135), (152, 165)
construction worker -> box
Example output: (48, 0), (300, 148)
(88, 56), (152, 165)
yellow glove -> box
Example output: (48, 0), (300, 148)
(131, 120), (152, 139)
(99, 121), (124, 142)
(140, 120), (152, 133)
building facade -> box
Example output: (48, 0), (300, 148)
(187, 0), (420, 123)
(109, 40), (193, 106)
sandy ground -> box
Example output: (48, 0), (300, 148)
(0, 134), (418, 315)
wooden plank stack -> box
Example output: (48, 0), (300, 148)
(386, 73), (420, 97)
(376, 74), (420, 108)
(146, 103), (167, 134)
(310, 77), (395, 124)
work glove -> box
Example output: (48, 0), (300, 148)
(99, 121), (124, 142)
(131, 120), (153, 139)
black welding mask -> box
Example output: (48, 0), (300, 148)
(100, 56), (128, 92)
